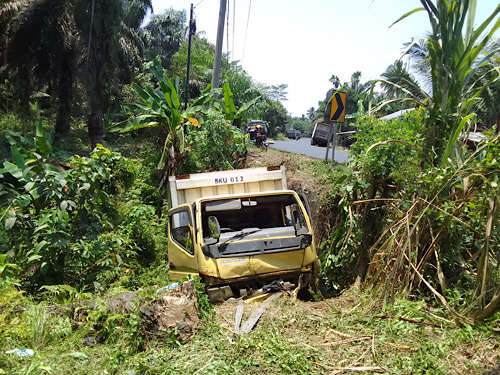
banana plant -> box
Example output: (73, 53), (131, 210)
(109, 57), (261, 175)
(109, 57), (201, 174)
(223, 82), (261, 122)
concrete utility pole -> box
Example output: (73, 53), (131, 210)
(211, 0), (227, 93)
(185, 3), (195, 108)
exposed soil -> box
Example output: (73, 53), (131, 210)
(242, 149), (320, 196)
(142, 280), (200, 342)
(105, 281), (201, 342)
(215, 150), (500, 374)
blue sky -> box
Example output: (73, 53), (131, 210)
(151, 0), (499, 117)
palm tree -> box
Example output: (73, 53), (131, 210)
(329, 74), (341, 88)
(306, 107), (315, 120)
(4, 0), (78, 133)
(403, 0), (500, 162)
(169, 34), (215, 96)
(2, 0), (153, 145)
(0, 0), (31, 110)
(0, 0), (30, 48)
(124, 0), (153, 30)
(141, 8), (187, 69)
(74, 0), (153, 147)
(0, 0), (31, 50)
(380, 60), (429, 103)
(403, 38), (432, 93)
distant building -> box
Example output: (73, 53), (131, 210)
(380, 108), (415, 120)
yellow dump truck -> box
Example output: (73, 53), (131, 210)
(167, 166), (319, 300)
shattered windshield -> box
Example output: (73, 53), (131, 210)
(200, 193), (308, 240)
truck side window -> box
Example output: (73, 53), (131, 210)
(169, 210), (194, 254)
(289, 203), (308, 234)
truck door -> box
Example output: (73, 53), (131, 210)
(167, 204), (198, 281)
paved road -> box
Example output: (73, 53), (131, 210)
(268, 137), (349, 162)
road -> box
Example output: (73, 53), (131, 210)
(268, 137), (349, 162)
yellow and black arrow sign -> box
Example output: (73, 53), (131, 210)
(326, 91), (347, 123)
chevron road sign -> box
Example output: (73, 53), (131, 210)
(326, 91), (347, 123)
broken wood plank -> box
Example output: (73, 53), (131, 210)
(234, 299), (244, 335)
(239, 292), (282, 335)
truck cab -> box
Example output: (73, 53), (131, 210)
(167, 166), (319, 300)
(310, 122), (331, 146)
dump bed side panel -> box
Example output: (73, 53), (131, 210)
(169, 166), (287, 207)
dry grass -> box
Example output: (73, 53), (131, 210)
(242, 149), (321, 196)
(213, 290), (500, 374)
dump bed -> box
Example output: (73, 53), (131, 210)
(168, 166), (287, 208)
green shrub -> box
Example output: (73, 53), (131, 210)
(0, 131), (137, 287)
(183, 112), (246, 173)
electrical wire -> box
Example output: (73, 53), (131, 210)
(241, 0), (252, 63)
(194, 0), (206, 8)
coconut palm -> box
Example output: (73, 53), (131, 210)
(380, 60), (428, 102)
(464, 38), (500, 130)
(403, 38), (433, 93)
(329, 74), (341, 89)
(306, 107), (315, 120)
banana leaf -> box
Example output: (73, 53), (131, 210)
(108, 115), (161, 133)
(235, 96), (261, 119)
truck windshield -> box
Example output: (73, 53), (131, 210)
(200, 193), (308, 239)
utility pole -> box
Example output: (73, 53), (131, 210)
(184, 3), (196, 134)
(211, 0), (227, 94)
(185, 3), (195, 108)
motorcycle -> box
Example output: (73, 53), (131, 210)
(254, 133), (268, 150)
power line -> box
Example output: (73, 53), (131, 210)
(194, 0), (207, 8)
(241, 0), (252, 63)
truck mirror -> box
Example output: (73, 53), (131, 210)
(207, 216), (221, 240)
